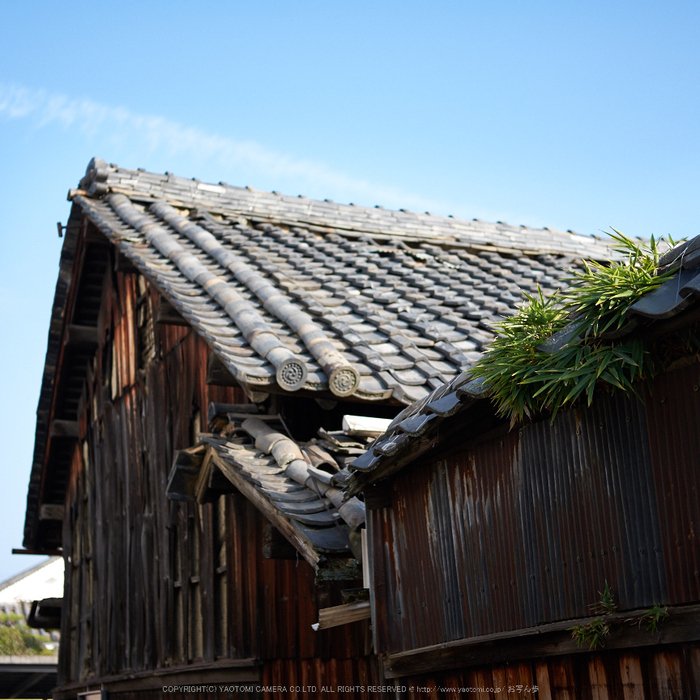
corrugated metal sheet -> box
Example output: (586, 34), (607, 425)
(645, 363), (700, 605)
(371, 363), (700, 654)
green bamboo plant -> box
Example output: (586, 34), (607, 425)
(469, 230), (681, 422)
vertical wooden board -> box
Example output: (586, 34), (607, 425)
(313, 656), (326, 696)
(438, 671), (462, 700)
(225, 491), (242, 656)
(549, 658), (577, 700)
(652, 651), (685, 700)
(396, 466), (451, 648)
(474, 668), (495, 700)
(492, 666), (509, 700)
(297, 560), (319, 658)
(406, 681), (420, 700)
(358, 656), (370, 700)
(145, 363), (168, 666)
(261, 661), (272, 700)
(516, 660), (534, 688)
(112, 322), (121, 398)
(300, 659), (311, 698)
(619, 654), (646, 700)
(505, 665), (522, 695)
(271, 658), (284, 696)
(141, 512), (156, 668)
(261, 553), (277, 659)
(178, 506), (190, 663)
(370, 508), (401, 652)
(194, 338), (211, 419)
(425, 676), (441, 699)
(201, 502), (215, 662)
(124, 274), (136, 387)
(287, 658), (299, 700)
(589, 656), (611, 700)
(249, 504), (263, 658)
(326, 657), (338, 696)
(118, 274), (130, 389)
(338, 659), (354, 700)
(687, 646), (700, 699)
(281, 559), (298, 658)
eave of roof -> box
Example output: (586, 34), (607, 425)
(23, 202), (84, 550)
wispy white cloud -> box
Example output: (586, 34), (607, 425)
(0, 83), (449, 212)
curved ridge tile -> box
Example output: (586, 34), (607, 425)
(107, 193), (308, 392)
(149, 201), (360, 397)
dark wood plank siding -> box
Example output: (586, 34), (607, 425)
(59, 267), (372, 689)
(393, 645), (700, 700)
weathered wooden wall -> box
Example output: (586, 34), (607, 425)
(58, 263), (378, 694)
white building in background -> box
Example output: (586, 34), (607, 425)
(0, 558), (64, 616)
(0, 558), (62, 698)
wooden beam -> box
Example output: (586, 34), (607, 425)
(364, 482), (392, 510)
(383, 603), (700, 678)
(12, 548), (62, 556)
(49, 420), (79, 438)
(64, 324), (98, 346)
(211, 451), (321, 569)
(114, 250), (138, 273)
(361, 529), (370, 589)
(165, 445), (206, 501)
(206, 353), (239, 387)
(194, 450), (215, 504)
(155, 296), (188, 326)
(52, 658), (260, 699)
(9, 671), (52, 699)
(312, 601), (371, 631)
(39, 504), (65, 521)
(262, 521), (298, 560)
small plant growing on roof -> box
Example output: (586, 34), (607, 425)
(470, 230), (681, 422)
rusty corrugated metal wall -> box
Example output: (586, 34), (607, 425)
(370, 362), (700, 654)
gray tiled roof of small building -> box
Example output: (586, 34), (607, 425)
(201, 409), (371, 562)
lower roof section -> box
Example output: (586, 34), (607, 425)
(169, 405), (377, 580)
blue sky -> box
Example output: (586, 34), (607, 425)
(0, 1), (698, 580)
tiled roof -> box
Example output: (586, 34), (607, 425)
(72, 158), (611, 404)
(345, 234), (700, 494)
(172, 405), (380, 576)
